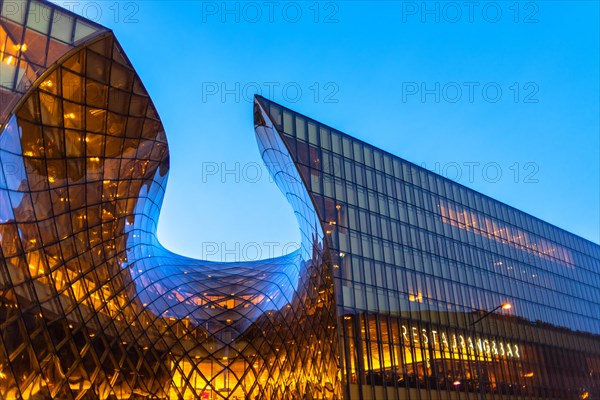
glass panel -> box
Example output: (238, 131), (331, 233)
(50, 11), (74, 42)
(74, 19), (97, 42)
(27, 1), (52, 34)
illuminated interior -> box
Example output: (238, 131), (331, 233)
(0, 2), (339, 398)
(1, 1), (599, 400)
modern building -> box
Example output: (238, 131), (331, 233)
(0, 1), (599, 399)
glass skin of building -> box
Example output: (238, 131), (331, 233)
(255, 95), (600, 400)
(0, 0), (599, 399)
(0, 1), (339, 399)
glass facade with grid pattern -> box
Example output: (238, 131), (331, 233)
(256, 95), (600, 400)
(0, 1), (599, 399)
(0, 1), (339, 398)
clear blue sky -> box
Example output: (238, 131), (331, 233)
(54, 1), (600, 259)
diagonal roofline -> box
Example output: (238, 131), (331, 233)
(255, 94), (600, 252)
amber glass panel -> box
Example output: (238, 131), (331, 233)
(0, 34), (342, 400)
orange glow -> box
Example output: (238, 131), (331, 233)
(12, 43), (27, 52)
(0, 25), (341, 400)
(409, 292), (423, 303)
(524, 372), (534, 378)
(501, 303), (512, 310)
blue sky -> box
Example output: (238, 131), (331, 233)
(54, 1), (600, 259)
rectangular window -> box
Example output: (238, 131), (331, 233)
(296, 116), (307, 141)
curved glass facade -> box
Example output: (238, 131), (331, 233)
(0, 1), (599, 399)
(0, 2), (339, 398)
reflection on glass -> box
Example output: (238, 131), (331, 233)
(0, 17), (339, 398)
(1, 1), (599, 400)
(254, 93), (600, 399)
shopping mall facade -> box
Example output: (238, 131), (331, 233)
(0, 0), (599, 399)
